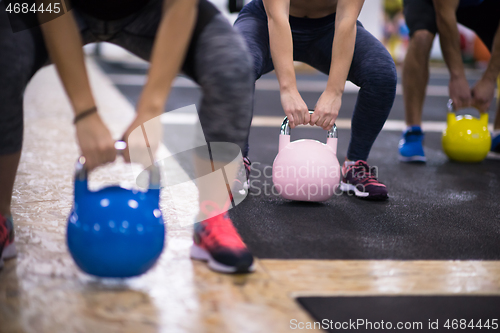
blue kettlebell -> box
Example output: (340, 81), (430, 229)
(67, 142), (165, 278)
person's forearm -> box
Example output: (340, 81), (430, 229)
(433, 0), (465, 79)
(39, 11), (95, 114)
(483, 23), (500, 82)
(266, 11), (297, 93)
(326, 19), (357, 94)
(139, 0), (197, 116)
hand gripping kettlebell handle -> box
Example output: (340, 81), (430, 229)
(280, 110), (338, 138)
(447, 99), (486, 114)
(75, 141), (127, 181)
(74, 141), (161, 188)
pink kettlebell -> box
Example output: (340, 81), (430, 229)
(272, 111), (340, 202)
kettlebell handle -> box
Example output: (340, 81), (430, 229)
(280, 110), (338, 138)
(447, 99), (486, 114)
(447, 99), (454, 113)
(74, 141), (161, 188)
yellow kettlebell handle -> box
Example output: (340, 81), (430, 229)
(446, 99), (489, 126)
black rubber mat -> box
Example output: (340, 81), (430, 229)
(96, 60), (500, 260)
(297, 296), (500, 332)
(230, 130), (500, 260)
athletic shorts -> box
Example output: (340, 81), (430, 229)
(403, 0), (500, 50)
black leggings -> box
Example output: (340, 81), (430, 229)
(0, 0), (253, 156)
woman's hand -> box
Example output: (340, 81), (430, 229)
(75, 113), (116, 170)
(310, 90), (341, 130)
(449, 75), (472, 110)
(121, 110), (162, 167)
(280, 89), (310, 128)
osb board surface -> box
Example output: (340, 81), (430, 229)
(0, 60), (317, 333)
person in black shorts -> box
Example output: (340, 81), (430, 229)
(399, 0), (500, 162)
(0, 0), (256, 273)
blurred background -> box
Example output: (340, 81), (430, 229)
(83, 0), (492, 70)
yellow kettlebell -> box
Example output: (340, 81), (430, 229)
(442, 100), (491, 163)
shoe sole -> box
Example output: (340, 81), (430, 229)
(190, 244), (255, 274)
(487, 151), (500, 160)
(233, 180), (250, 196)
(399, 155), (427, 163)
(340, 182), (388, 201)
(0, 242), (17, 269)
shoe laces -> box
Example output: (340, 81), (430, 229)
(237, 157), (252, 180)
(346, 161), (380, 185)
(200, 201), (246, 249)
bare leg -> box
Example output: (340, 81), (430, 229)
(0, 152), (21, 217)
(402, 30), (436, 127)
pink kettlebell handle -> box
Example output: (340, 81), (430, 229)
(280, 110), (337, 138)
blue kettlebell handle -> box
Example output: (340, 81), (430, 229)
(74, 141), (161, 189)
(280, 109), (337, 138)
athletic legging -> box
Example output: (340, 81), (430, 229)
(0, 0), (253, 159)
(234, 0), (397, 161)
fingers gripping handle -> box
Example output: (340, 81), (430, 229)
(75, 141), (127, 181)
(446, 99), (489, 125)
(280, 110), (337, 138)
(74, 141), (161, 188)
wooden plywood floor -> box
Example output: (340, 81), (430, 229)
(1, 60), (499, 333)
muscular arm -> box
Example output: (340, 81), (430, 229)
(432, 0), (471, 109)
(263, 0), (309, 128)
(312, 0), (363, 129)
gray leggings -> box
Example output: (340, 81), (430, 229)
(0, 0), (253, 157)
(234, 0), (397, 161)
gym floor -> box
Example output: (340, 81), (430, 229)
(0, 57), (499, 333)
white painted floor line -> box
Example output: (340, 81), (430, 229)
(160, 114), (494, 133)
(107, 73), (456, 96)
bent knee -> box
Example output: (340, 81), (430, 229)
(201, 48), (253, 101)
(361, 55), (398, 94)
(411, 30), (435, 53)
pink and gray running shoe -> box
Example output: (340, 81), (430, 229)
(339, 160), (388, 201)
